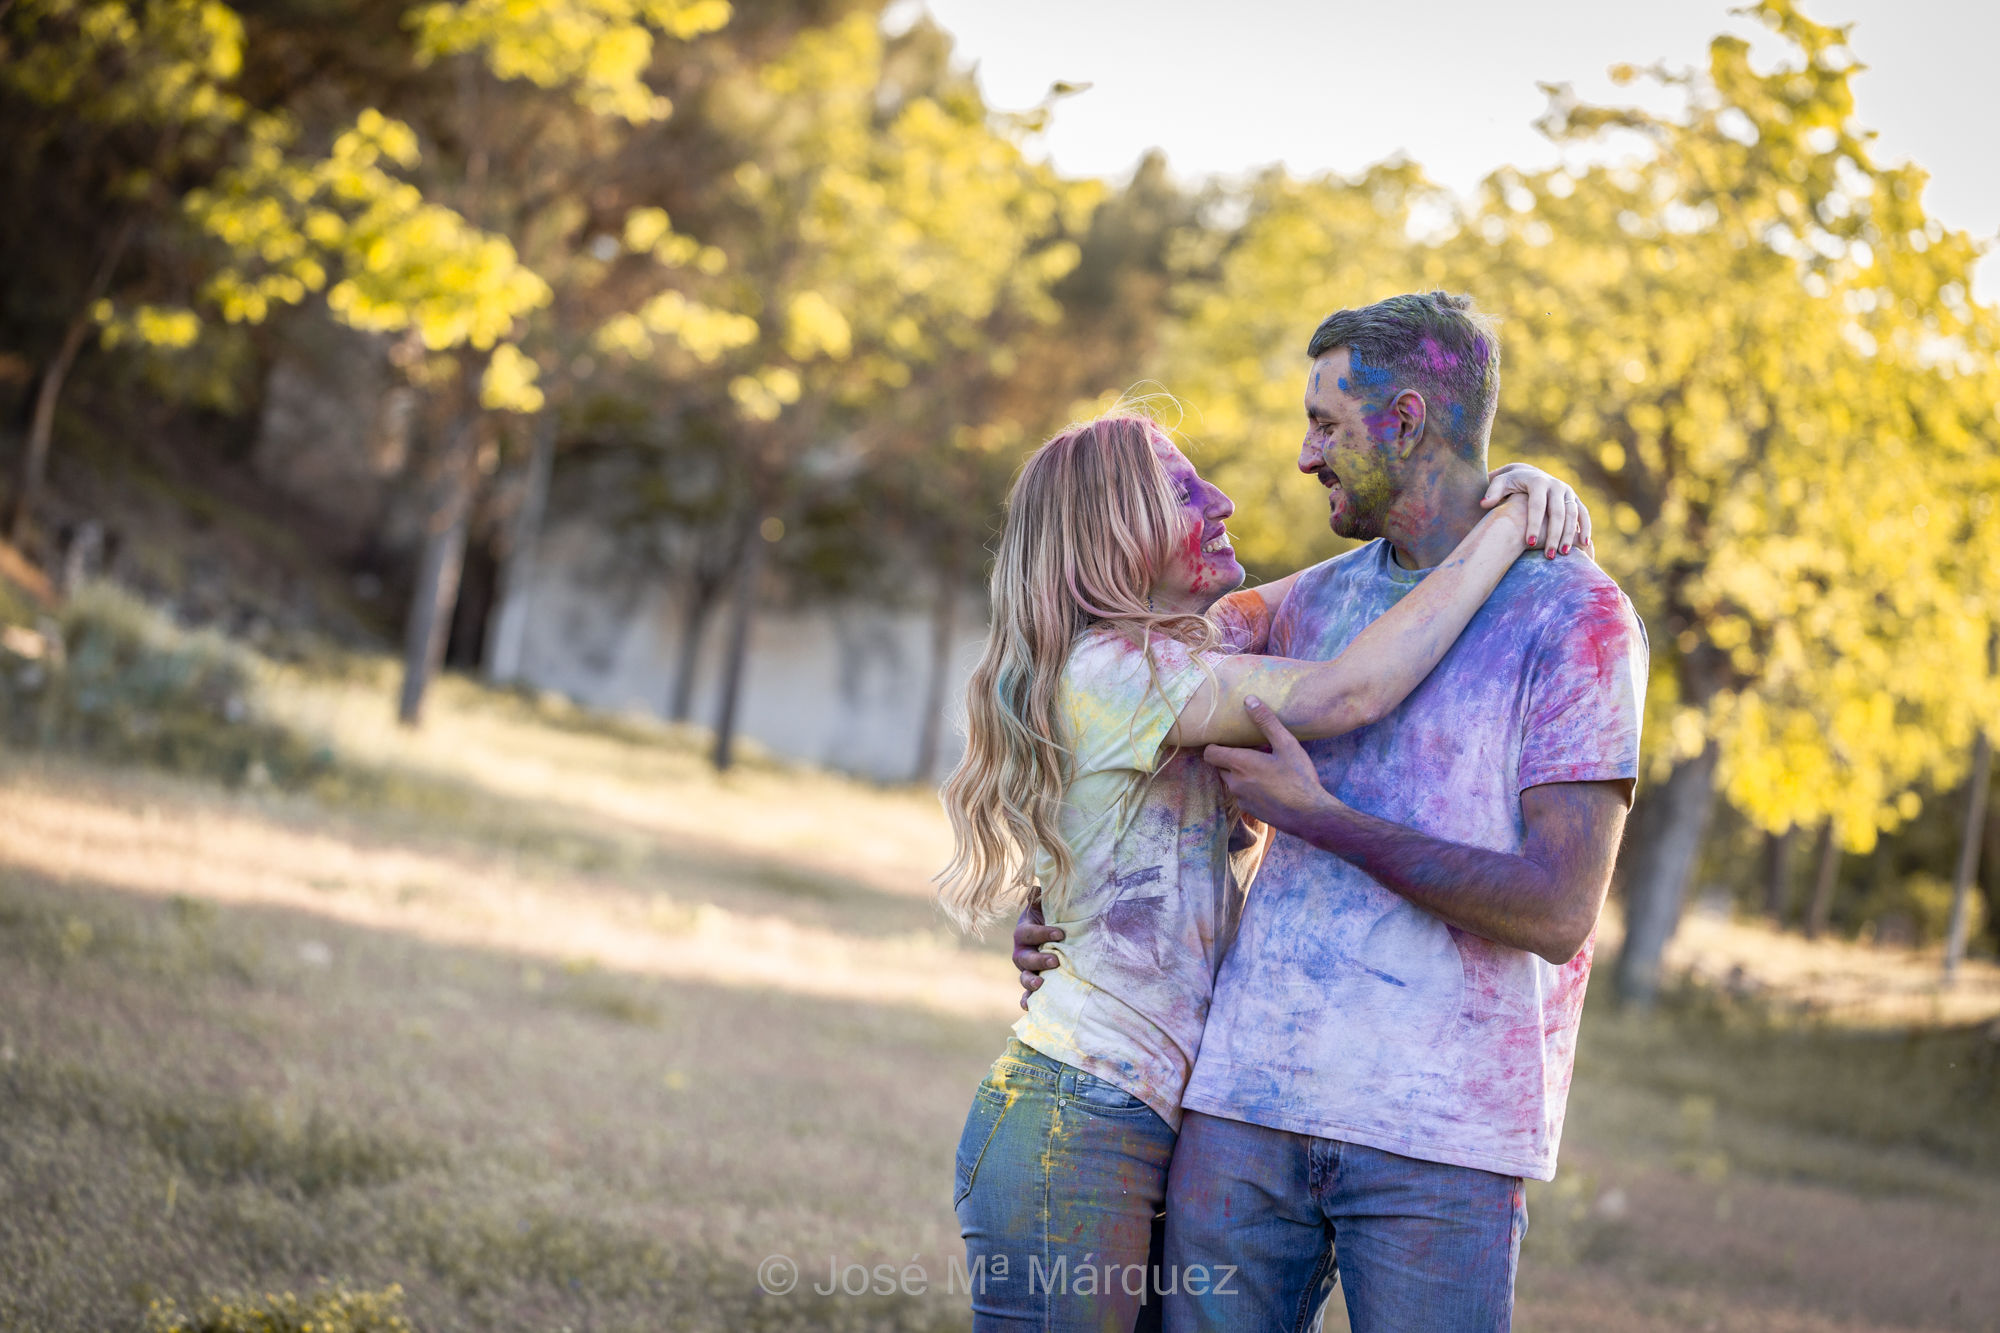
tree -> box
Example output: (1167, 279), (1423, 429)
(1461, 0), (2000, 1002)
(150, 0), (748, 723)
(1153, 0), (1999, 1004)
(0, 0), (257, 544)
(686, 10), (1093, 770)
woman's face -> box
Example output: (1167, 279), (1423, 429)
(1149, 434), (1244, 613)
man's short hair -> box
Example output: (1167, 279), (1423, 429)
(1306, 292), (1500, 460)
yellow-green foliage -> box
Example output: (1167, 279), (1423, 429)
(1, 0), (249, 134)
(146, 1284), (414, 1333)
(8, 0), (750, 415)
(184, 108), (552, 406)
(702, 11), (1098, 427)
(1157, 0), (2000, 854)
(410, 0), (731, 123)
(1468, 0), (2000, 851)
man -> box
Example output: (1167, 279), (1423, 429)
(1016, 292), (1647, 1330)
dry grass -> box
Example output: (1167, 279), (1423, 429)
(2, 664), (1998, 1330)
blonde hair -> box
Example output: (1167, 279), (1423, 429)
(935, 413), (1222, 933)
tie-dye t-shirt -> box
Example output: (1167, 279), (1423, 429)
(1180, 540), (1648, 1181)
(1013, 626), (1246, 1130)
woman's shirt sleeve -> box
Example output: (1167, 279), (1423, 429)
(1059, 630), (1214, 780)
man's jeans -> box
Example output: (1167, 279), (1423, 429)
(1163, 1110), (1527, 1333)
(954, 1039), (1175, 1332)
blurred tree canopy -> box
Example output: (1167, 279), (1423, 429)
(1155, 0), (2000, 999)
(0, 0), (1994, 975)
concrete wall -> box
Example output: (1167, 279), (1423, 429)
(509, 517), (984, 783)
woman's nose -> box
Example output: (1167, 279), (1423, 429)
(1205, 483), (1234, 520)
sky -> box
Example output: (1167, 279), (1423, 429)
(913, 0), (2000, 301)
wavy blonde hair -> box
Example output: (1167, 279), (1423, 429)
(935, 413), (1223, 933)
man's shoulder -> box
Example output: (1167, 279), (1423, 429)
(1497, 554), (1650, 678)
(1502, 551), (1639, 621)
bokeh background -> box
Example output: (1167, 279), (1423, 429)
(1, 1), (1996, 1329)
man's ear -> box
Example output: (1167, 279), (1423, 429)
(1392, 389), (1427, 458)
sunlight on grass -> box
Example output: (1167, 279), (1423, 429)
(0, 761), (1010, 1021)
(2, 654), (1997, 1331)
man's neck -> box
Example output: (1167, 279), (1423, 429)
(1383, 459), (1490, 570)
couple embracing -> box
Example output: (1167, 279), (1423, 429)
(935, 292), (1648, 1332)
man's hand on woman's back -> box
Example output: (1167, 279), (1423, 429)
(1013, 902), (1064, 1010)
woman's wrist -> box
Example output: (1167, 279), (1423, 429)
(1480, 493), (1531, 546)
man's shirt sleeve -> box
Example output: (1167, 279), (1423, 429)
(1516, 580), (1649, 796)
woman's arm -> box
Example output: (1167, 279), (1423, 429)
(1209, 466), (1588, 657)
(1163, 497), (1530, 748)
(1208, 569), (1306, 654)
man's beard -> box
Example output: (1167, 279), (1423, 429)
(1327, 486), (1386, 541)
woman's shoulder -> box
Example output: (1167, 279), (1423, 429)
(1063, 625), (1159, 692)
(1066, 622), (1211, 678)
(1059, 624), (1209, 719)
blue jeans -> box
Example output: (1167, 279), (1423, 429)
(1163, 1110), (1526, 1332)
(954, 1039), (1176, 1332)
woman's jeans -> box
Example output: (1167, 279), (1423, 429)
(954, 1038), (1176, 1332)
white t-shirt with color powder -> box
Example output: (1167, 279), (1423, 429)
(1012, 625), (1244, 1130)
(1181, 540), (1648, 1181)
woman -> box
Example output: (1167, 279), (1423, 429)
(935, 413), (1588, 1331)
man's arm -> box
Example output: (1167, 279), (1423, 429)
(1204, 698), (1629, 963)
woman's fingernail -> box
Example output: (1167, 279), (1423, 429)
(1526, 536), (1537, 546)
(1561, 544), (1571, 554)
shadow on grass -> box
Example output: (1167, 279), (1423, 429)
(2, 1056), (438, 1199)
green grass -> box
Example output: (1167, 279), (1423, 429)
(1, 608), (1996, 1330)
(1586, 982), (2000, 1181)
(146, 1283), (416, 1333)
(0, 860), (984, 1332)
(2, 1057), (438, 1199)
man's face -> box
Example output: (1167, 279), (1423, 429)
(1298, 347), (1404, 540)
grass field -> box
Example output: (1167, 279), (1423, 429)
(2, 665), (1998, 1331)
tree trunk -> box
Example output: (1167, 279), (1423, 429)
(483, 413), (555, 683)
(1944, 731), (1993, 982)
(710, 509), (768, 772)
(1761, 826), (1797, 926)
(910, 546), (965, 783)
(1804, 819), (1841, 941)
(1982, 783), (2000, 954)
(667, 578), (721, 722)
(9, 219), (138, 546)
(1614, 743), (1720, 1008)
(398, 412), (480, 727)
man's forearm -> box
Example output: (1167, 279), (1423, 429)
(1282, 796), (1583, 962)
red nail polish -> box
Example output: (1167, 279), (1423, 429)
(1526, 536), (1537, 546)
(1561, 544), (1571, 554)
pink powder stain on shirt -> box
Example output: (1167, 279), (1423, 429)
(1181, 541), (1647, 1181)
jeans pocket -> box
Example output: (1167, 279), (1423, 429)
(1071, 1070), (1149, 1114)
(954, 1088), (1011, 1207)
